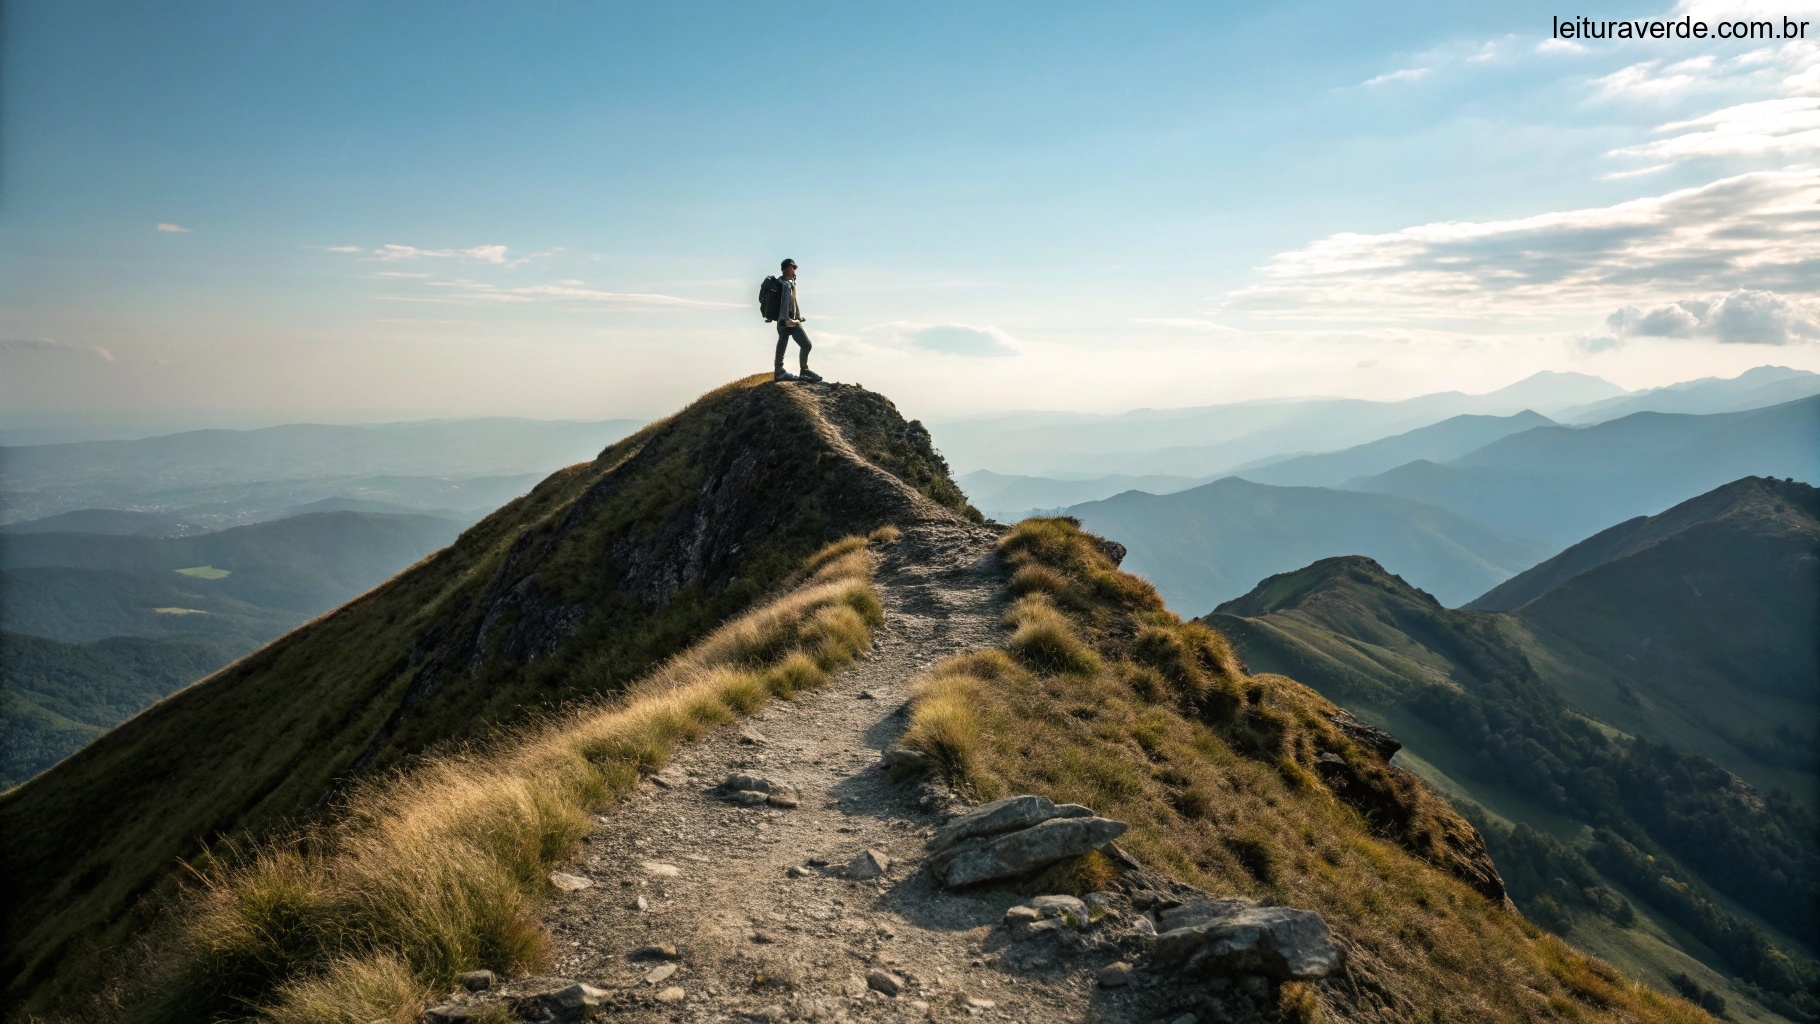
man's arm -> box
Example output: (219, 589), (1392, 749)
(786, 280), (800, 326)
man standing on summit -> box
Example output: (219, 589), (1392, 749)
(762, 258), (821, 383)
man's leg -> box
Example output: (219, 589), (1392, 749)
(792, 326), (813, 373)
(774, 325), (796, 379)
(787, 325), (821, 381)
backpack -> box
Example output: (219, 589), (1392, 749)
(759, 276), (782, 322)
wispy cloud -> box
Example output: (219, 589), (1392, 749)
(325, 245), (364, 253)
(379, 277), (740, 309)
(156, 223), (190, 233)
(1363, 67), (1430, 87)
(1132, 317), (1241, 334)
(1224, 169), (1820, 323)
(863, 321), (1019, 356)
(0, 337), (117, 361)
(1613, 95), (1820, 162)
(374, 243), (509, 263)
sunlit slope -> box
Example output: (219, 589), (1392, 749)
(0, 376), (975, 1010)
(1206, 484), (1820, 1021)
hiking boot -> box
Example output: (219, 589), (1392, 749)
(798, 368), (824, 383)
(773, 368), (798, 382)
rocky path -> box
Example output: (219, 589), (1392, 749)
(520, 522), (1146, 1022)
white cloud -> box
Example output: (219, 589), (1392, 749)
(372, 243), (509, 263)
(1224, 169), (1820, 322)
(380, 277), (740, 309)
(1363, 67), (1430, 87)
(1611, 290), (1820, 344)
(863, 322), (1019, 356)
(325, 245), (364, 253)
(0, 337), (116, 361)
(1536, 38), (1589, 55)
(1132, 317), (1241, 334)
(1613, 95), (1820, 162)
(156, 223), (190, 233)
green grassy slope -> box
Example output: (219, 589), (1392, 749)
(0, 377), (974, 1013)
(1204, 480), (1820, 1020)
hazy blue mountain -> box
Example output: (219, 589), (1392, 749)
(959, 469), (1202, 521)
(2, 511), (465, 619)
(1560, 366), (1820, 424)
(929, 371), (1624, 477)
(0, 417), (641, 524)
(1235, 410), (1555, 488)
(272, 495), (484, 523)
(1068, 476), (1550, 614)
(1349, 395), (1820, 546)
(0, 509), (201, 537)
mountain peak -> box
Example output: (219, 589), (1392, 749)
(1467, 474), (1818, 611)
(1212, 553), (1438, 617)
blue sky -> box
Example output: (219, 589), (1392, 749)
(3, 0), (1817, 429)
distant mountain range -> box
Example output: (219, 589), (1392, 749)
(959, 469), (1203, 522)
(931, 370), (1627, 477)
(1351, 394), (1820, 546)
(0, 510), (469, 786)
(1557, 364), (1820, 423)
(1206, 477), (1819, 1021)
(948, 368), (1816, 523)
(1233, 410), (1555, 489)
(0, 417), (641, 527)
(1068, 476), (1551, 613)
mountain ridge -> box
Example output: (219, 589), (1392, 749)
(0, 376), (975, 1009)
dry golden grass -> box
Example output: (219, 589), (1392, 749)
(899, 516), (1713, 1024)
(134, 536), (886, 1024)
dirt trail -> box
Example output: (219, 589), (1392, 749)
(528, 522), (1146, 1022)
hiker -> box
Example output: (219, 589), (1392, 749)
(760, 258), (822, 383)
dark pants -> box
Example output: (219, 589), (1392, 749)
(775, 322), (812, 371)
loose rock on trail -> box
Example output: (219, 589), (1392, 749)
(429, 524), (1339, 1023)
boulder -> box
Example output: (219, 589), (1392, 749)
(548, 871), (593, 892)
(928, 795), (1092, 853)
(509, 980), (610, 1023)
(457, 969), (495, 991)
(1152, 899), (1341, 981)
(842, 849), (891, 880)
(931, 815), (1127, 888)
(1029, 894), (1089, 923)
(1096, 961), (1134, 987)
(714, 772), (801, 809)
(1326, 711), (1400, 762)
(879, 745), (933, 773)
(867, 969), (905, 995)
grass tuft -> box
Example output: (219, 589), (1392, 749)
(1005, 596), (1101, 676)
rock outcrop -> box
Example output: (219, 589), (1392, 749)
(1152, 898), (1342, 982)
(927, 794), (1127, 888)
